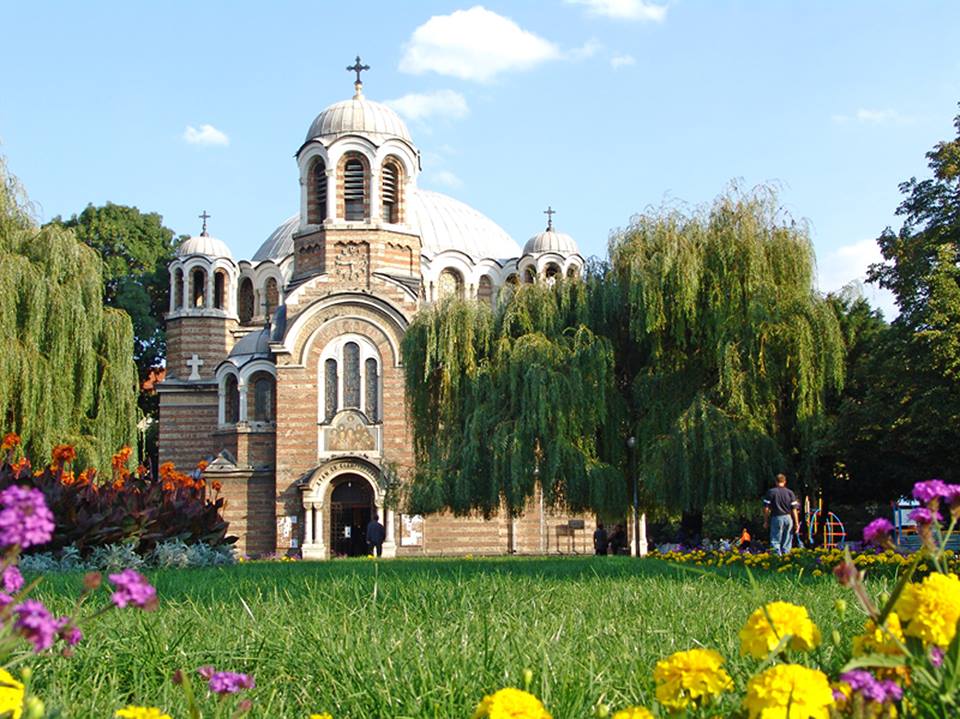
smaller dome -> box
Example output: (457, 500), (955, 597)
(228, 328), (271, 360)
(177, 234), (234, 260)
(305, 92), (412, 145)
(523, 229), (579, 256)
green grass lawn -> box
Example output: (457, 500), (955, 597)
(29, 557), (883, 718)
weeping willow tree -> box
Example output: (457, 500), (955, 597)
(612, 186), (845, 511)
(402, 281), (622, 517)
(0, 157), (138, 469)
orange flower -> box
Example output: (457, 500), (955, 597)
(112, 446), (133, 471)
(51, 444), (77, 465)
(1, 432), (21, 453)
(61, 470), (76, 486)
(159, 462), (176, 479)
(136, 464), (149, 477)
(162, 480), (175, 492)
(212, 480), (223, 492)
(11, 457), (30, 475)
(112, 479), (125, 490)
(77, 468), (95, 485)
(197, 460), (209, 472)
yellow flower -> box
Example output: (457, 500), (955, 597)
(895, 572), (960, 647)
(0, 669), (24, 719)
(739, 601), (822, 658)
(653, 648), (733, 710)
(612, 708), (654, 719)
(472, 688), (552, 719)
(115, 707), (173, 719)
(852, 613), (905, 656)
(309, 714), (334, 719)
(743, 664), (834, 719)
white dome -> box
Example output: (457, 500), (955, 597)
(522, 229), (579, 256)
(305, 94), (412, 145)
(408, 189), (521, 261)
(176, 234), (233, 260)
(252, 215), (298, 262)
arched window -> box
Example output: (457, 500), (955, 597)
(381, 161), (401, 223)
(506, 273), (520, 288)
(324, 358), (338, 422)
(224, 375), (240, 424)
(343, 158), (366, 221)
(238, 278), (254, 324)
(174, 269), (184, 310)
(320, 338), (381, 424)
(214, 270), (227, 309)
(566, 265), (579, 280)
(263, 277), (279, 319)
(309, 158), (328, 224)
(478, 275), (494, 306)
(192, 268), (207, 307)
(523, 267), (536, 284)
(437, 268), (464, 301)
(365, 357), (378, 420)
(250, 372), (276, 423)
(343, 342), (361, 408)
(545, 263), (561, 287)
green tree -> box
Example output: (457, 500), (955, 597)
(611, 187), (845, 512)
(0, 158), (138, 468)
(864, 105), (960, 485)
(47, 203), (178, 376)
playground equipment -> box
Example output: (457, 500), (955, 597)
(805, 496), (846, 549)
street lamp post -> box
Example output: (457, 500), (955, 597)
(626, 435), (638, 557)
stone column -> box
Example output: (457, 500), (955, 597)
(304, 502), (314, 547)
(383, 506), (397, 558)
(205, 269), (214, 309)
(182, 273), (190, 311)
(325, 169), (336, 222)
(238, 378), (248, 423)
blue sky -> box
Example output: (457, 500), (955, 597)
(4, 1), (959, 318)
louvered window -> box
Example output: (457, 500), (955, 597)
(312, 159), (327, 223)
(364, 358), (379, 420)
(344, 159), (365, 221)
(382, 163), (399, 223)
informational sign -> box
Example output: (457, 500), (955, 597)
(344, 525), (351, 538)
(401, 514), (424, 547)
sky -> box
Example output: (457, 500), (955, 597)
(4, 1), (960, 320)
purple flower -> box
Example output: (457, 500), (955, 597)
(2, 565), (23, 594)
(910, 508), (941, 525)
(197, 666), (255, 695)
(863, 518), (894, 545)
(0, 592), (13, 611)
(108, 569), (157, 610)
(945, 484), (960, 505)
(931, 646), (945, 668)
(13, 599), (57, 652)
(879, 680), (903, 702)
(913, 479), (949, 504)
(55, 617), (83, 646)
(840, 670), (889, 704)
(0, 485), (55, 549)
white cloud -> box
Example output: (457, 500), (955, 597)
(568, 39), (603, 61)
(818, 238), (898, 318)
(567, 0), (668, 22)
(399, 6), (561, 82)
(183, 124), (229, 146)
(429, 170), (463, 189)
(610, 54), (636, 69)
(832, 108), (913, 125)
(385, 90), (469, 122)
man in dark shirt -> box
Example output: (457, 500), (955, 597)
(593, 522), (609, 555)
(365, 513), (386, 557)
(762, 474), (801, 555)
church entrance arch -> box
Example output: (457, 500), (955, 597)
(329, 474), (374, 557)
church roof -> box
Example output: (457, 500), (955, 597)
(176, 233), (234, 260)
(305, 94), (412, 146)
(522, 228), (579, 256)
(251, 190), (521, 263)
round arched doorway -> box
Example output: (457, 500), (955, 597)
(329, 474), (375, 557)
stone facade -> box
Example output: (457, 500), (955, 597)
(157, 77), (593, 558)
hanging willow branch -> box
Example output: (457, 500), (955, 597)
(0, 157), (138, 469)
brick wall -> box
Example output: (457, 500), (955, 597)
(165, 315), (237, 381)
(209, 469), (276, 557)
(157, 387), (219, 470)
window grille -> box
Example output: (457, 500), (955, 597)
(344, 160), (365, 221)
(312, 159), (327, 223)
(382, 163), (399, 223)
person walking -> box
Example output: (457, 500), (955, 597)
(365, 513), (386, 557)
(762, 474), (801, 555)
(593, 522), (609, 555)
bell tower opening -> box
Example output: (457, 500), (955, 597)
(329, 474), (375, 557)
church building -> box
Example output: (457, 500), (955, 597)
(157, 62), (591, 558)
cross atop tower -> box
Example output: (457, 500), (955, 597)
(199, 210), (211, 236)
(347, 55), (370, 97)
(544, 206), (556, 231)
